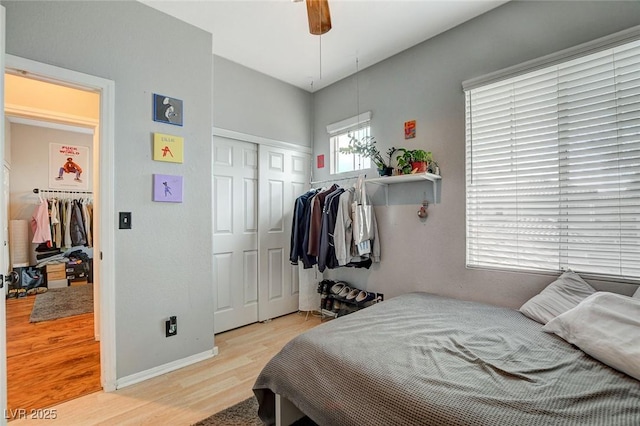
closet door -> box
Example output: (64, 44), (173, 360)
(212, 137), (259, 333)
(258, 145), (309, 321)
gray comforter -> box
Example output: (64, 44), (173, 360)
(253, 292), (640, 425)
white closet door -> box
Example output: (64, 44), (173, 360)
(212, 137), (259, 333)
(258, 145), (309, 321)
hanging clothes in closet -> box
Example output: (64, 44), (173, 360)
(290, 177), (380, 273)
(31, 192), (94, 258)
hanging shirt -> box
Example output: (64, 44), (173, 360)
(31, 200), (52, 246)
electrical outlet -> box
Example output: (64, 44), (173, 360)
(165, 316), (177, 337)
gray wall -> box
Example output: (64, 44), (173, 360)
(3, 0), (214, 378)
(213, 55), (312, 146)
(316, 0), (640, 307)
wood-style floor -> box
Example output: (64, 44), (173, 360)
(8, 309), (323, 425)
(5, 294), (101, 420)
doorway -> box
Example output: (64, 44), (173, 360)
(2, 55), (117, 417)
(4, 73), (100, 415)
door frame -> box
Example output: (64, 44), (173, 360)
(4, 55), (117, 391)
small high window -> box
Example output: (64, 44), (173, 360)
(327, 112), (371, 175)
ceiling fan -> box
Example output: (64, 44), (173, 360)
(295, 0), (332, 35)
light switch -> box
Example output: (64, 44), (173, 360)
(119, 212), (132, 229)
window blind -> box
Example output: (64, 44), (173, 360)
(465, 39), (640, 281)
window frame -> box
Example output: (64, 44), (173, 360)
(326, 111), (372, 175)
(463, 30), (640, 282)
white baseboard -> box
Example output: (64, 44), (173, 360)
(115, 348), (217, 390)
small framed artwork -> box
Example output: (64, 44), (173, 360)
(153, 174), (183, 203)
(153, 133), (184, 163)
(153, 93), (183, 126)
(404, 120), (416, 139)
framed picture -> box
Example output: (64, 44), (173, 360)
(49, 143), (89, 190)
(153, 174), (183, 203)
(404, 120), (416, 139)
(153, 93), (183, 126)
(153, 133), (184, 163)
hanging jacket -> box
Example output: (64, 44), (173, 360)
(31, 200), (52, 246)
(70, 200), (87, 246)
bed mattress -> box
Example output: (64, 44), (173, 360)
(254, 292), (640, 425)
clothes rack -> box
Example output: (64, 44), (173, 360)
(33, 188), (93, 195)
(309, 174), (366, 188)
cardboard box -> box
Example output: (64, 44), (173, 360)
(46, 263), (65, 273)
(70, 280), (88, 286)
(48, 279), (68, 289)
(47, 270), (66, 281)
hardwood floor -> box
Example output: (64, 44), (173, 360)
(5, 294), (101, 420)
(8, 310), (322, 425)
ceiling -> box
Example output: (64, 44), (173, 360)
(141, 0), (509, 92)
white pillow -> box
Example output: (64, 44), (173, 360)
(519, 271), (595, 324)
(633, 287), (640, 299)
(542, 292), (640, 382)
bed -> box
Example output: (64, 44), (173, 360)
(253, 292), (640, 425)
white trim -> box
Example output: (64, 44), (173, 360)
(326, 111), (371, 135)
(212, 127), (312, 154)
(463, 24), (640, 91)
(115, 349), (217, 390)
(0, 7), (7, 425)
(6, 110), (95, 134)
(5, 54), (118, 393)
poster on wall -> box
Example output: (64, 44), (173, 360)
(49, 143), (89, 190)
(153, 133), (184, 163)
(153, 93), (183, 126)
(153, 174), (183, 203)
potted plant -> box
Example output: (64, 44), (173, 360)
(397, 148), (432, 175)
(339, 136), (396, 176)
(396, 149), (432, 174)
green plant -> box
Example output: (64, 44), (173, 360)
(396, 149), (433, 174)
(340, 136), (395, 170)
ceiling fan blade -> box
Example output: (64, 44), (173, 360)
(306, 0), (331, 35)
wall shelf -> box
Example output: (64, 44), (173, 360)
(366, 172), (442, 205)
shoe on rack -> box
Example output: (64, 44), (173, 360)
(330, 282), (345, 295)
(346, 289), (360, 300)
(338, 286), (352, 298)
(355, 290), (376, 303)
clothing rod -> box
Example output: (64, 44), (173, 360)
(310, 174), (366, 187)
(33, 188), (93, 195)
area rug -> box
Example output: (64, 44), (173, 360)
(192, 396), (318, 426)
(29, 285), (93, 323)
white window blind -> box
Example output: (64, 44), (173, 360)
(465, 39), (640, 281)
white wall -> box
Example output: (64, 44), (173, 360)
(315, 0), (640, 307)
(2, 0), (214, 378)
(213, 55), (312, 146)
